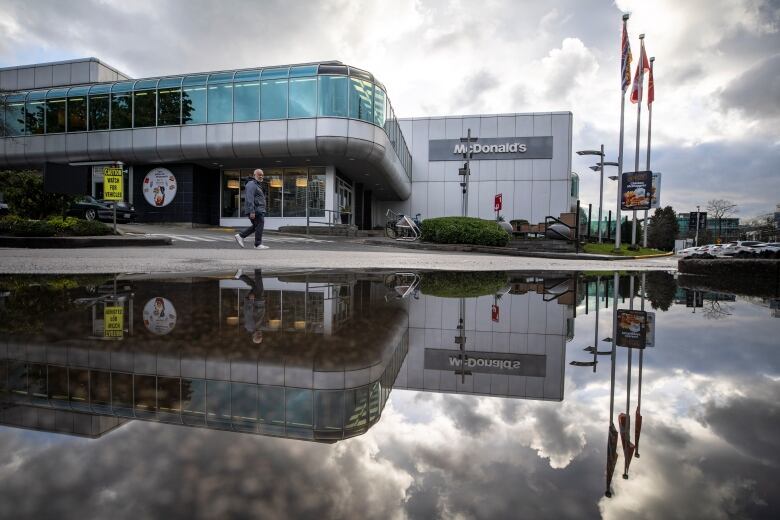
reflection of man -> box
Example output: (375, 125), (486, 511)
(237, 269), (266, 344)
(234, 169), (268, 249)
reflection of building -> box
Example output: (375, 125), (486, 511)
(1, 275), (408, 442)
(0, 272), (574, 442)
(394, 274), (574, 401)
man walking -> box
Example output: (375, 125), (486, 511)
(235, 168), (269, 249)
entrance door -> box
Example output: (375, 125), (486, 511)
(336, 177), (353, 225)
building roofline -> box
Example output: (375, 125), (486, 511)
(399, 111), (573, 121)
(0, 56), (131, 79)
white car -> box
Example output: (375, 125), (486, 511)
(721, 241), (767, 256)
(677, 246), (701, 257)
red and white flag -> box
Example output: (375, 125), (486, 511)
(647, 60), (655, 106)
(630, 39), (650, 104)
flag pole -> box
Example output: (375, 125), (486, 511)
(606, 272), (620, 497)
(615, 13), (631, 251)
(643, 57), (655, 248)
(636, 273), (646, 458)
(631, 34), (646, 248)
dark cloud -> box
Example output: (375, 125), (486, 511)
(440, 395), (493, 435)
(719, 54), (780, 120)
(452, 70), (501, 111)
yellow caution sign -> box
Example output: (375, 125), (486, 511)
(104, 305), (124, 338)
(103, 167), (124, 201)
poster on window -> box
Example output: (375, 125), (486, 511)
(621, 171), (653, 210)
(616, 309), (648, 349)
(142, 297), (178, 335)
(143, 167), (177, 207)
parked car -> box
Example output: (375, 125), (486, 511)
(98, 199), (137, 221)
(66, 196), (116, 222)
(677, 246), (704, 257)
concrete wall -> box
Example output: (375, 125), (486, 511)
(0, 57), (130, 91)
(377, 112), (573, 226)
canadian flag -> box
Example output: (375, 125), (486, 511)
(630, 39), (650, 104)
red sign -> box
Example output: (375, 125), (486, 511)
(494, 193), (503, 212)
(491, 304), (500, 322)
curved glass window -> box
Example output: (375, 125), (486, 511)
(46, 88), (68, 133)
(288, 77), (317, 118)
(373, 87), (386, 127)
(133, 80), (157, 128)
(110, 82), (133, 129)
(260, 78), (287, 120)
(157, 77), (182, 126)
(264, 169), (283, 217)
(289, 65), (318, 78)
(182, 75), (207, 125)
(317, 75), (347, 117)
(4, 93), (26, 136)
(88, 85), (110, 130)
(286, 388), (313, 428)
(26, 91), (46, 135)
(207, 73), (233, 123)
(67, 86), (89, 132)
(283, 168), (308, 216)
(260, 67), (289, 80)
(233, 70), (260, 122)
(348, 78), (373, 122)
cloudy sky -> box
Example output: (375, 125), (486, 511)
(1, 0), (778, 217)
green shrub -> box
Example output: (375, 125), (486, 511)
(420, 271), (510, 298)
(0, 215), (112, 236)
(0, 170), (75, 219)
(420, 217), (509, 247)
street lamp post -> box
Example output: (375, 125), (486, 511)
(695, 204), (701, 246)
(577, 147), (608, 243)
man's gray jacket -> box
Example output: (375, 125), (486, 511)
(244, 178), (267, 215)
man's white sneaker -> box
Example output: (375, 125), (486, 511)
(255, 244), (269, 249)
(234, 234), (245, 248)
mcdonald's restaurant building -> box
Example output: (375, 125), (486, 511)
(0, 57), (575, 229)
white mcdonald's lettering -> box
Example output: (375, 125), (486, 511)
(447, 356), (522, 370)
(453, 142), (528, 154)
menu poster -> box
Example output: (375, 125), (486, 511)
(621, 171), (653, 210)
(617, 309), (648, 349)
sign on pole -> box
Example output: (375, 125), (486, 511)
(103, 167), (124, 201)
(620, 171), (653, 211)
(494, 193), (503, 212)
(650, 172), (662, 209)
(104, 305), (124, 339)
(616, 309), (648, 349)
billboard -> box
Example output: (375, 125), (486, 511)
(616, 309), (648, 349)
(650, 172), (662, 209)
(621, 171), (653, 210)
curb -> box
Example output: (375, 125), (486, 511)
(0, 236), (172, 248)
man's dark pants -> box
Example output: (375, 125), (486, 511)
(239, 213), (265, 246)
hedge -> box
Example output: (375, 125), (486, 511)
(420, 217), (509, 247)
(420, 271), (510, 298)
(0, 215), (113, 237)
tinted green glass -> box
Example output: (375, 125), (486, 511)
(373, 87), (386, 127)
(157, 87), (181, 126)
(260, 79), (287, 120)
(317, 75), (347, 117)
(111, 92), (132, 129)
(182, 84), (206, 124)
(233, 81), (259, 121)
(26, 93), (46, 135)
(133, 89), (156, 127)
(67, 93), (87, 132)
(258, 385), (284, 425)
(46, 95), (67, 133)
(89, 93), (109, 130)
(286, 388), (313, 427)
(288, 77), (317, 118)
(207, 83), (232, 123)
(5, 94), (26, 136)
(348, 78), (373, 122)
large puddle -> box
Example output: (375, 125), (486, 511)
(1, 270), (778, 518)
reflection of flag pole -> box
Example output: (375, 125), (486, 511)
(620, 275), (636, 479)
(643, 58), (655, 248)
(616, 13), (631, 250)
(606, 272), (620, 497)
(636, 273), (646, 457)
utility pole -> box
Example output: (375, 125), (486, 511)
(458, 129), (478, 217)
(695, 205), (701, 246)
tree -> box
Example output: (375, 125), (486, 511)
(706, 199), (738, 240)
(620, 218), (643, 246)
(644, 272), (676, 311)
(0, 170), (74, 219)
(647, 206), (679, 251)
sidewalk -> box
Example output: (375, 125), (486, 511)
(0, 235), (171, 248)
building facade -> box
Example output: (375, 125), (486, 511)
(1, 58), (573, 229)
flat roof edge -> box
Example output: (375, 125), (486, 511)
(399, 111), (573, 121)
(0, 57), (131, 78)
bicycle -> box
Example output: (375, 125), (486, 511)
(385, 209), (421, 241)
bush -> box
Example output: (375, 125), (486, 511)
(420, 217), (509, 247)
(0, 170), (75, 219)
(0, 215), (112, 236)
(420, 271), (509, 298)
